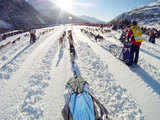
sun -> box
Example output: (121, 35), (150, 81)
(55, 0), (75, 13)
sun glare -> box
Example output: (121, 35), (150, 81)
(55, 0), (75, 13)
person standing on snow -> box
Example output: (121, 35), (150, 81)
(119, 26), (128, 43)
(127, 21), (144, 66)
(149, 29), (156, 44)
(0, 33), (2, 42)
(29, 29), (36, 44)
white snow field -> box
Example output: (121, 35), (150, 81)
(0, 25), (160, 120)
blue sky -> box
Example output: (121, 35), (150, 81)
(73, 0), (157, 22)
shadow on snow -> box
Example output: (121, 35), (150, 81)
(1, 44), (32, 70)
(56, 46), (64, 67)
(130, 66), (160, 95)
(141, 48), (160, 60)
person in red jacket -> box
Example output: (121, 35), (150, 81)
(127, 21), (144, 66)
(149, 29), (156, 44)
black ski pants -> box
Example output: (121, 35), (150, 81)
(129, 44), (140, 65)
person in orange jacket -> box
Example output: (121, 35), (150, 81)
(127, 21), (144, 66)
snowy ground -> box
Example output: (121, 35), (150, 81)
(0, 25), (160, 120)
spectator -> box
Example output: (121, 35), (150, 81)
(29, 29), (36, 44)
(0, 33), (2, 42)
(127, 21), (144, 66)
(149, 29), (156, 44)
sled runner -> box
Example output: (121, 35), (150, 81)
(109, 42), (131, 64)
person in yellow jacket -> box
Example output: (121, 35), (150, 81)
(127, 21), (144, 66)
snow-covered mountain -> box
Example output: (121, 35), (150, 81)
(0, 0), (87, 32)
(0, 20), (12, 29)
(27, 0), (87, 24)
(80, 15), (107, 24)
(0, 0), (45, 31)
(111, 0), (160, 25)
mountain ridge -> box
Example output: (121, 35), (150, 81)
(27, 0), (87, 24)
(80, 15), (107, 24)
(0, 0), (44, 30)
(111, 1), (160, 25)
(0, 0), (87, 32)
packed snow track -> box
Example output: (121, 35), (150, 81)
(0, 25), (160, 120)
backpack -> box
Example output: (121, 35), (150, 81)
(62, 76), (109, 120)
